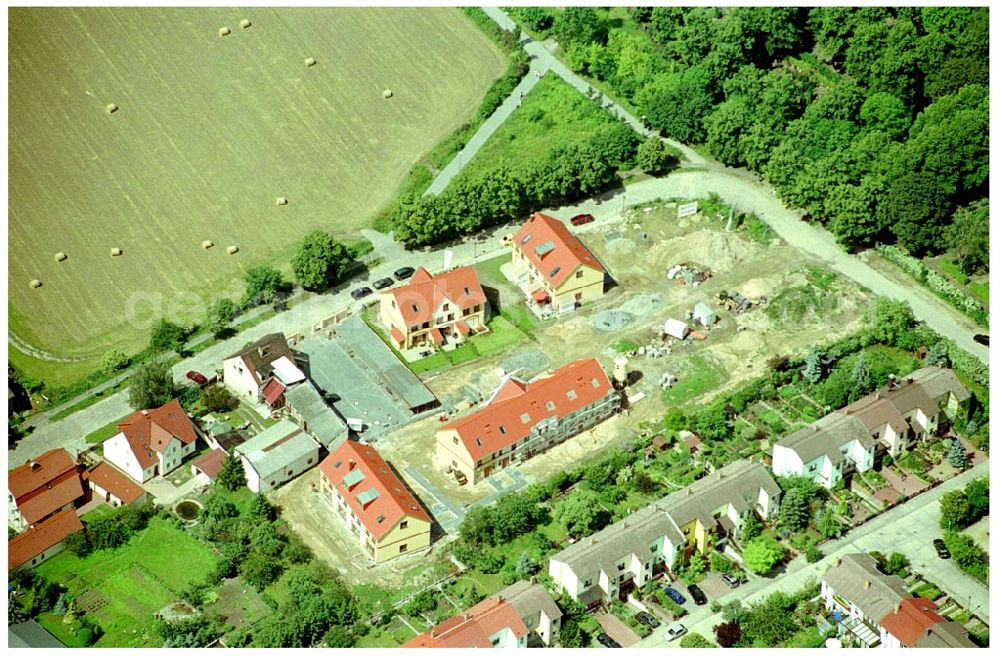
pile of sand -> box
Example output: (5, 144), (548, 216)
(619, 294), (663, 317)
(606, 238), (635, 255)
(649, 229), (754, 275)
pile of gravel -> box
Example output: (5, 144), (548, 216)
(592, 310), (635, 331)
(620, 294), (663, 317)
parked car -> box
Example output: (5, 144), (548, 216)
(721, 573), (741, 589)
(350, 286), (373, 300)
(393, 266), (416, 281)
(596, 632), (621, 648)
(664, 624), (688, 642)
(662, 587), (686, 606)
(185, 370), (208, 386)
(571, 213), (596, 226)
(635, 611), (661, 629)
(933, 538), (951, 559)
(372, 277), (394, 290)
(686, 584), (707, 606)
(973, 334), (989, 346)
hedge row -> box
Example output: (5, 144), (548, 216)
(877, 244), (988, 326)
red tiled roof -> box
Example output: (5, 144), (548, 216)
(430, 327), (444, 345)
(116, 399), (198, 465)
(8, 509), (84, 569)
(82, 462), (146, 504)
(403, 596), (529, 648)
(191, 449), (228, 479)
(880, 597), (944, 647)
(319, 441), (431, 540)
(390, 326), (405, 344)
(532, 289), (550, 303)
(441, 358), (614, 462)
(455, 320), (470, 336)
(9, 448), (77, 499)
(17, 475), (85, 525)
(383, 266), (486, 328)
(513, 213), (606, 289)
(261, 378), (286, 407)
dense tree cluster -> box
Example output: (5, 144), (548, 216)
(523, 7), (987, 260)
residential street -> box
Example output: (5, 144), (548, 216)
(637, 459), (990, 648)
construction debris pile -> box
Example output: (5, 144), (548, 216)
(667, 262), (712, 286)
(714, 289), (767, 314)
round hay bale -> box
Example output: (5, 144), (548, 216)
(227, 245), (239, 255)
(382, 89), (393, 99)
(29, 279), (42, 289)
(276, 197), (288, 206)
(240, 19), (251, 29)
(54, 252), (67, 262)
(105, 103), (118, 114)
(202, 240), (214, 250)
(219, 27), (231, 37)
(305, 57), (316, 67)
(110, 247), (123, 257)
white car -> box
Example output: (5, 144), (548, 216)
(665, 624), (688, 642)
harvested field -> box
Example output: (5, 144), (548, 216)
(9, 7), (506, 366)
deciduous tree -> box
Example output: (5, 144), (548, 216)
(128, 362), (175, 410)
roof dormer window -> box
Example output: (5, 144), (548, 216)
(520, 234), (532, 245)
(566, 389), (577, 401)
(546, 400), (556, 411)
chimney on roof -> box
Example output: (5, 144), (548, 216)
(348, 460), (356, 470)
(529, 576), (536, 584)
(864, 580), (871, 590)
(687, 488), (693, 496)
(875, 391), (881, 400)
(836, 557), (842, 566)
(431, 629), (437, 639)
(906, 377), (914, 385)
(718, 470), (724, 480)
(29, 461), (40, 470)
(589, 537), (596, 545)
(894, 601), (901, 614)
(464, 613), (471, 621)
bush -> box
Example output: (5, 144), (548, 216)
(680, 633), (716, 648)
(877, 245), (988, 326)
(101, 349), (131, 374)
(805, 546), (823, 563)
(201, 385), (238, 413)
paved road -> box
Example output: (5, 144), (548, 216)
(637, 459), (990, 647)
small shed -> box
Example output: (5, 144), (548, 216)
(693, 302), (717, 327)
(679, 430), (702, 454)
(663, 318), (689, 340)
(650, 435), (669, 452)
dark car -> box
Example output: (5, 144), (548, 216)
(721, 573), (741, 589)
(372, 277), (395, 290)
(662, 587), (686, 606)
(350, 286), (373, 300)
(635, 611), (661, 629)
(185, 370), (208, 386)
(571, 213), (596, 226)
(596, 633), (621, 648)
(933, 538), (951, 559)
(686, 584), (708, 606)
(394, 266), (416, 281)
(973, 334), (989, 346)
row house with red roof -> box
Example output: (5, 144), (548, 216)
(436, 358), (621, 485)
(379, 266), (488, 351)
(102, 399), (200, 483)
(8, 509), (84, 571)
(319, 440), (431, 563)
(8, 448), (85, 532)
(509, 213), (608, 315)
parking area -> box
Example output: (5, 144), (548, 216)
(594, 613), (642, 647)
(297, 316), (438, 442)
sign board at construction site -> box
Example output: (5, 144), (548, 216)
(678, 202), (698, 218)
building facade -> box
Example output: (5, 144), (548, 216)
(510, 213), (607, 315)
(772, 413), (876, 489)
(8, 448), (84, 532)
(222, 332), (301, 401)
(236, 419), (319, 493)
(102, 399), (199, 483)
(436, 359), (621, 485)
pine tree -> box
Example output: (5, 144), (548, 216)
(217, 453), (247, 492)
(802, 348), (824, 384)
(778, 489), (810, 532)
(946, 438), (970, 469)
(740, 513), (764, 543)
(850, 351), (872, 400)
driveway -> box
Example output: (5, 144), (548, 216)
(594, 613), (641, 647)
(635, 459), (990, 647)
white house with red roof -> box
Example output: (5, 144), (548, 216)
(8, 509), (84, 571)
(436, 358), (621, 485)
(319, 440), (431, 563)
(379, 266), (488, 350)
(102, 399), (200, 483)
(8, 448), (85, 532)
(222, 332), (305, 403)
(510, 213), (608, 315)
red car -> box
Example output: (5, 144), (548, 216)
(186, 370), (208, 386)
(570, 213), (595, 226)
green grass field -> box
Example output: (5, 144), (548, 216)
(459, 73), (623, 179)
(9, 7), (505, 370)
(661, 354), (727, 406)
(36, 517), (217, 647)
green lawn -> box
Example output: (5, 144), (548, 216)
(37, 517), (217, 647)
(661, 354), (727, 406)
(969, 281), (989, 304)
(459, 73), (625, 180)
(409, 315), (532, 374)
(784, 626), (826, 648)
(85, 415), (127, 444)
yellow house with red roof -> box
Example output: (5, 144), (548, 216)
(436, 358), (621, 485)
(379, 266), (488, 350)
(510, 213), (607, 314)
(319, 440), (432, 563)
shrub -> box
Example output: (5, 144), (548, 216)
(101, 349), (131, 374)
(805, 546), (823, 563)
(877, 245), (988, 326)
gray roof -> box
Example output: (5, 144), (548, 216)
(661, 459), (780, 529)
(822, 553), (908, 621)
(500, 580), (563, 623)
(8, 620), (65, 648)
(549, 502), (684, 576)
(285, 381), (348, 448)
(916, 621), (977, 648)
(908, 366), (971, 404)
(777, 412), (874, 465)
(236, 419), (316, 480)
(225, 332), (293, 374)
